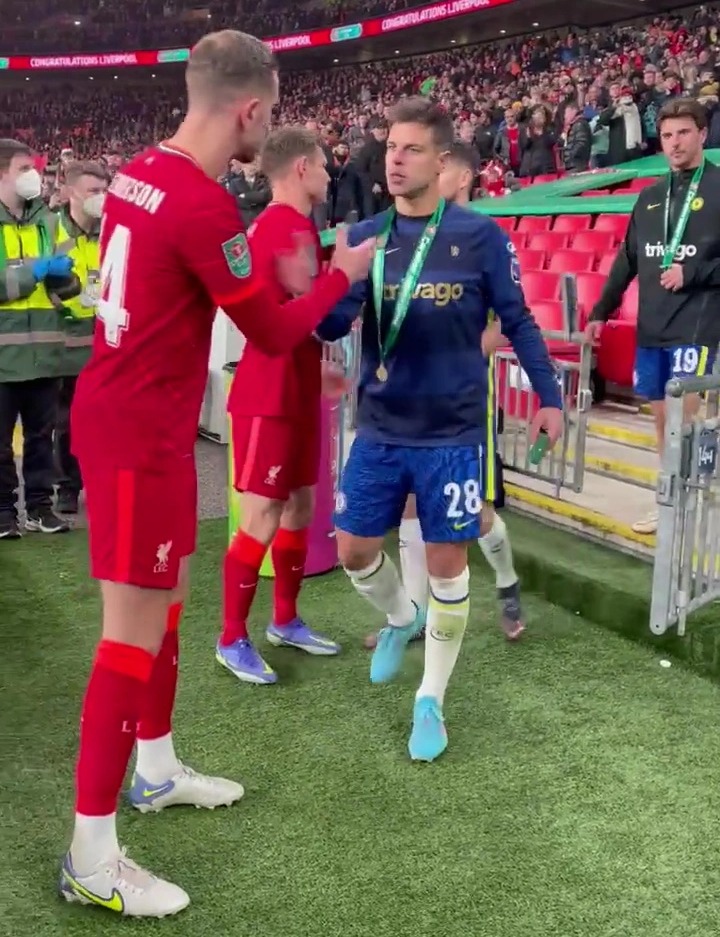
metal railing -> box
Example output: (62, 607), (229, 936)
(650, 375), (720, 636)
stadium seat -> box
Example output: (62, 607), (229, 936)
(570, 230), (616, 257)
(526, 231), (571, 254)
(552, 214), (592, 235)
(510, 231), (529, 250)
(516, 248), (546, 271)
(516, 215), (552, 234)
(521, 271), (561, 302)
(597, 321), (636, 390)
(494, 216), (516, 233)
(574, 272), (607, 328)
(581, 188), (611, 196)
(620, 278), (639, 322)
(626, 176), (660, 192)
(530, 299), (563, 331)
(596, 253), (616, 276)
(593, 214), (630, 244)
(547, 250), (595, 274)
(532, 173), (560, 184)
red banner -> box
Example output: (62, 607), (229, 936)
(0, 0), (514, 70)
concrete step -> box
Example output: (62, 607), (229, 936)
(502, 406), (659, 556)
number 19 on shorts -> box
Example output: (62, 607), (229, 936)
(444, 479), (482, 521)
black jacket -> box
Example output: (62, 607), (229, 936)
(590, 161), (720, 348)
(562, 118), (592, 172)
(331, 159), (373, 224)
(223, 171), (271, 227)
(353, 137), (390, 211)
(518, 126), (556, 178)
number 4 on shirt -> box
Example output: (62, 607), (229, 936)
(97, 223), (131, 347)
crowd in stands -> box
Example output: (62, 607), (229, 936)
(3, 4), (720, 219)
(3, 0), (419, 54)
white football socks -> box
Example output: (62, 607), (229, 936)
(135, 732), (181, 785)
(416, 568), (470, 706)
(346, 552), (416, 627)
(398, 517), (429, 613)
(478, 513), (517, 589)
(71, 813), (120, 875)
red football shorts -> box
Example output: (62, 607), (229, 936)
(231, 415), (320, 501)
(83, 463), (198, 590)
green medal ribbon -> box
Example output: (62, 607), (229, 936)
(661, 159), (704, 271)
(371, 198), (445, 381)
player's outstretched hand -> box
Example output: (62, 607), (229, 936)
(332, 227), (375, 284)
(584, 319), (603, 343)
(530, 407), (563, 448)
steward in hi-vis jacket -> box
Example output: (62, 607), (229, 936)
(54, 161), (108, 516)
(0, 139), (81, 540)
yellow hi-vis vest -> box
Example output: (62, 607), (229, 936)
(57, 211), (99, 377)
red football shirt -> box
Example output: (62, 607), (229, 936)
(228, 203), (323, 421)
(71, 146), (349, 471)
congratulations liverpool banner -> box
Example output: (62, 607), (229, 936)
(0, 0), (514, 70)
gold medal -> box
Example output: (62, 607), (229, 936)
(376, 363), (388, 382)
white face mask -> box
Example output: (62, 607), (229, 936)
(83, 193), (105, 219)
(15, 168), (42, 201)
(620, 96), (633, 106)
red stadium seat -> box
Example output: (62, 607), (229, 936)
(516, 248), (546, 271)
(581, 188), (611, 196)
(626, 176), (661, 191)
(593, 213), (630, 244)
(597, 253), (617, 276)
(510, 231), (528, 250)
(494, 216), (516, 233)
(547, 250), (595, 274)
(620, 278), (639, 322)
(530, 299), (564, 330)
(597, 322), (636, 390)
(526, 231), (571, 254)
(521, 271), (561, 302)
(574, 272), (607, 328)
(570, 230), (616, 257)
(516, 215), (552, 234)
(552, 214), (592, 235)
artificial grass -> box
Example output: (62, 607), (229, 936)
(3, 521), (720, 936)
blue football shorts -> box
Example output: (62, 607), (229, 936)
(334, 435), (499, 543)
(634, 344), (716, 402)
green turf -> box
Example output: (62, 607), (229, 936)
(504, 512), (720, 676)
(4, 521), (720, 936)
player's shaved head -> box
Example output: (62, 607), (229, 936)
(186, 29), (278, 106)
(388, 97), (454, 152)
(261, 127), (322, 178)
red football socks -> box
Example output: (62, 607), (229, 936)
(221, 531), (268, 645)
(137, 602), (182, 742)
(75, 639), (154, 816)
(272, 526), (308, 626)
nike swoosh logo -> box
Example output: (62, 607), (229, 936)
(452, 520), (473, 531)
(64, 873), (124, 913)
(143, 784), (172, 798)
(647, 202), (661, 210)
(291, 565), (304, 572)
(385, 247), (400, 255)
